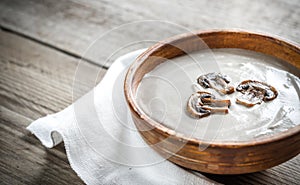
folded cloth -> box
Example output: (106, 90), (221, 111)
(27, 49), (216, 185)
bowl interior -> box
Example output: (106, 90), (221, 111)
(125, 30), (300, 146)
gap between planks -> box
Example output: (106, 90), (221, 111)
(0, 26), (108, 70)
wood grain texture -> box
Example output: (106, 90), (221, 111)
(0, 29), (103, 184)
(0, 29), (104, 117)
(0, 105), (84, 185)
(0, 0), (299, 67)
(0, 0), (300, 184)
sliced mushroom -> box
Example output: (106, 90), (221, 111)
(197, 72), (235, 95)
(236, 80), (278, 107)
(187, 91), (231, 118)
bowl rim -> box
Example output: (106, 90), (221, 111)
(124, 29), (300, 148)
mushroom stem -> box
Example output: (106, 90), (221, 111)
(202, 98), (231, 107)
(202, 106), (229, 114)
(187, 91), (231, 119)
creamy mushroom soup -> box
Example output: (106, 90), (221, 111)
(135, 49), (300, 142)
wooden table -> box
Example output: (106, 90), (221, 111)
(0, 0), (299, 184)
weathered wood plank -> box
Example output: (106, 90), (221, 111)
(0, 29), (103, 184)
(0, 0), (299, 67)
(0, 28), (104, 119)
(0, 105), (84, 185)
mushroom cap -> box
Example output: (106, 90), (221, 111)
(236, 80), (278, 107)
(197, 72), (235, 95)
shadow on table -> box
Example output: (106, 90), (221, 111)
(22, 133), (85, 185)
(202, 172), (260, 185)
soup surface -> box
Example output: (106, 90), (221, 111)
(136, 49), (300, 142)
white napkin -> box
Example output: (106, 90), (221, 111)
(27, 49), (216, 185)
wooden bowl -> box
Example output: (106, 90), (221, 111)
(124, 30), (300, 174)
